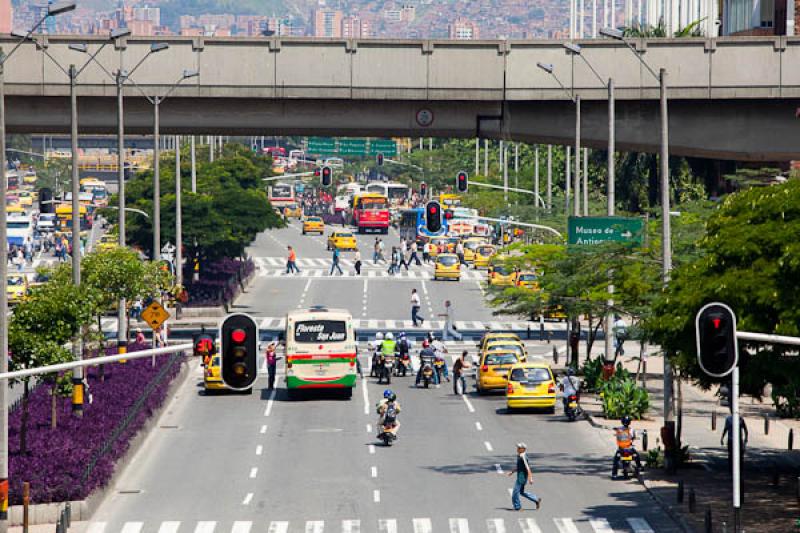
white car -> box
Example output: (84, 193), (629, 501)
(36, 213), (57, 233)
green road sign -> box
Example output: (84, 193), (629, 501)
(307, 137), (337, 155)
(339, 138), (367, 155)
(369, 139), (397, 156)
(567, 216), (644, 246)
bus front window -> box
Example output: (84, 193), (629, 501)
(294, 320), (348, 343)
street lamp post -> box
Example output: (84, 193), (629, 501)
(601, 25), (675, 462)
(0, 3), (76, 523)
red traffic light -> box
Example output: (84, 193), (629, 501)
(231, 329), (247, 343)
(376, 153), (384, 166)
(456, 171), (468, 193)
(321, 165), (333, 186)
(428, 205), (438, 214)
(444, 210), (454, 220)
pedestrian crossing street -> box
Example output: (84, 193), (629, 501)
(253, 257), (486, 281)
(86, 516), (657, 533)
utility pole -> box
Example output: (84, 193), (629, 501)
(474, 138), (479, 176)
(514, 143), (519, 192)
(546, 145), (553, 210)
(483, 139), (489, 176)
(574, 96), (581, 217)
(209, 135), (214, 162)
(500, 140), (508, 203)
(605, 77), (616, 363)
(191, 136), (197, 193)
(153, 97), (161, 261)
(116, 69), (128, 360)
(583, 147), (589, 216)
(534, 145), (540, 214)
(176, 135), (183, 290)
(660, 68), (674, 433)
(565, 146), (571, 215)
(69, 64), (84, 416)
(0, 55), (9, 528)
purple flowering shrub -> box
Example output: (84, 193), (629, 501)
(184, 258), (254, 307)
(8, 343), (183, 505)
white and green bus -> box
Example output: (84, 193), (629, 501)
(285, 307), (357, 398)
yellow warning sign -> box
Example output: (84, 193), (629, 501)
(141, 301), (170, 330)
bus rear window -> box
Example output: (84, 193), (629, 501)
(360, 198), (388, 209)
(294, 320), (347, 343)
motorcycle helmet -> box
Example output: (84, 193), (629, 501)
(389, 393), (397, 402)
(376, 332), (384, 341)
(399, 332), (406, 339)
(383, 389), (394, 399)
(386, 332), (394, 340)
(621, 415), (632, 427)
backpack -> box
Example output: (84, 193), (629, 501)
(383, 402), (398, 425)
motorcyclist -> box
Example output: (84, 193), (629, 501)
(376, 389), (401, 437)
(378, 332), (397, 381)
(612, 416), (643, 479)
(559, 367), (581, 413)
(370, 332), (384, 376)
(396, 333), (411, 374)
(431, 335), (450, 383)
(416, 342), (438, 387)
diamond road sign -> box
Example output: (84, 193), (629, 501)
(141, 301), (170, 330)
(567, 216), (644, 246)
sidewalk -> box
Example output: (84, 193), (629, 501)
(561, 340), (800, 532)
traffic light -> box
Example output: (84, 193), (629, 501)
(456, 170), (468, 193)
(444, 210), (454, 220)
(321, 165), (333, 187)
(695, 302), (738, 378)
(38, 187), (53, 214)
(419, 181), (427, 198)
(193, 332), (216, 359)
(220, 313), (259, 390)
(376, 153), (384, 166)
(425, 201), (442, 233)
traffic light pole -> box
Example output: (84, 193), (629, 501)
(731, 365), (741, 532)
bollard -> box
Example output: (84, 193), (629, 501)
(553, 345), (558, 365)
(677, 480), (684, 503)
(527, 325), (531, 340)
(688, 488), (696, 513)
(764, 415), (770, 435)
(704, 507), (712, 533)
(22, 482), (30, 533)
(712, 409), (717, 431)
(642, 429), (649, 452)
(547, 330), (552, 344)
(790, 428), (795, 451)
(540, 323), (544, 341)
(66, 501), (72, 527)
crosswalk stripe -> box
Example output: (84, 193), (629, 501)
(627, 518), (655, 533)
(342, 519), (360, 533)
(305, 521), (325, 533)
(412, 518), (433, 533)
(267, 522), (289, 533)
(121, 523), (143, 533)
(158, 522), (181, 533)
(486, 518), (506, 533)
(231, 522), (252, 533)
(553, 518), (580, 533)
(590, 518), (615, 532)
(194, 523), (216, 533)
(518, 518), (543, 533)
(377, 519), (398, 533)
(86, 522), (107, 533)
(449, 518), (469, 533)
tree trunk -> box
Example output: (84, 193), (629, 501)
(676, 374), (684, 448)
(20, 380), (30, 454)
(51, 385), (58, 429)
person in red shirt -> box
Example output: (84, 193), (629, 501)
(286, 246), (300, 274)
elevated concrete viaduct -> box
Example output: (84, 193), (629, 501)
(2, 35), (800, 161)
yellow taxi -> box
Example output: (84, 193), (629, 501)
(433, 253), (461, 281)
(23, 173), (37, 185)
(95, 233), (118, 252)
(429, 236), (458, 258)
(7, 275), (28, 305)
(204, 354), (225, 391)
(327, 231), (358, 251)
(477, 349), (524, 394)
(302, 216), (325, 235)
(283, 204), (303, 219)
(543, 305), (568, 322)
(515, 271), (539, 290)
(16, 191), (33, 207)
(473, 244), (497, 269)
(462, 237), (488, 264)
(488, 264), (517, 287)
(505, 361), (557, 411)
(483, 340), (527, 363)
(477, 332), (522, 353)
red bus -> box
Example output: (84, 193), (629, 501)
(268, 182), (296, 210)
(351, 193), (390, 234)
(263, 146), (287, 157)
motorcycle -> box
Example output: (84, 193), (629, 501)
(377, 354), (394, 384)
(433, 356), (446, 383)
(395, 354), (412, 377)
(378, 422), (398, 446)
(617, 449), (640, 479)
(565, 394), (582, 421)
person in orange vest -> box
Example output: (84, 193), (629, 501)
(285, 245), (300, 274)
(612, 416), (642, 479)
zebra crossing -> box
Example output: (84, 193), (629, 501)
(85, 516), (657, 533)
(252, 257), (486, 281)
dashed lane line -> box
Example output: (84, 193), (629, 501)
(255, 445), (263, 456)
(362, 377), (370, 415)
(484, 441), (494, 452)
(378, 519), (398, 533)
(371, 466), (378, 478)
(260, 424), (268, 434)
(249, 467), (258, 479)
(475, 421), (483, 431)
(264, 390), (276, 416)
(232, 522), (252, 533)
(373, 489), (381, 503)
(462, 395), (475, 413)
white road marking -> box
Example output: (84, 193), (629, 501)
(475, 421), (483, 431)
(264, 389), (276, 416)
(412, 518), (433, 533)
(362, 378), (370, 415)
(369, 444), (376, 454)
(373, 489), (381, 502)
(518, 518), (543, 533)
(267, 522), (289, 533)
(303, 279), (312, 293)
(487, 518), (506, 533)
(553, 518), (581, 533)
(232, 522), (252, 533)
(363, 280), (368, 293)
(249, 467), (258, 478)
(157, 522), (180, 533)
(87, 523), (107, 533)
(378, 519), (398, 533)
(260, 424), (268, 434)
(255, 445), (263, 455)
(449, 518), (470, 533)
(494, 463), (504, 474)
(371, 466), (378, 477)
(121, 523), (143, 533)
(462, 395), (475, 413)
(484, 441), (494, 452)
(421, 280), (428, 294)
(194, 523), (216, 533)
(305, 521), (324, 533)
(507, 488), (513, 496)
(627, 518), (655, 533)
(241, 493), (253, 505)
(342, 520), (360, 533)
(590, 519), (615, 532)
(366, 423), (372, 432)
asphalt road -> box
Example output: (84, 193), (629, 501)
(79, 225), (681, 533)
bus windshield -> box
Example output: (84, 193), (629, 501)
(271, 185), (293, 199)
(294, 320), (348, 343)
(358, 197), (388, 210)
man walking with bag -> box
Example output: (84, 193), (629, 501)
(507, 442), (542, 511)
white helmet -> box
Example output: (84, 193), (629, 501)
(375, 332), (384, 341)
(386, 332), (394, 340)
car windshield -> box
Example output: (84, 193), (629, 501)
(510, 367), (551, 383)
(493, 266), (509, 275)
(488, 344), (523, 356)
(437, 256), (459, 266)
(478, 246), (495, 255)
(484, 353), (519, 365)
(465, 241), (483, 250)
(518, 274), (537, 281)
(7, 277), (24, 286)
(307, 217), (321, 222)
(336, 233), (353, 238)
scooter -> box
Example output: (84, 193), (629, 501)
(395, 354), (412, 377)
(615, 449), (641, 479)
(377, 355), (394, 384)
(565, 394), (582, 421)
(420, 363), (434, 388)
(378, 422), (398, 446)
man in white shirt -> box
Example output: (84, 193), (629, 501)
(411, 288), (424, 327)
(613, 315), (628, 356)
